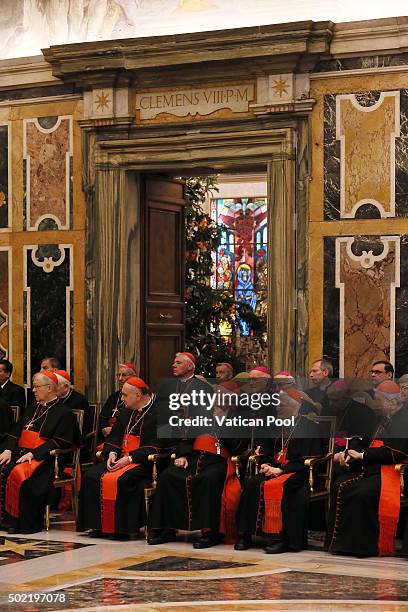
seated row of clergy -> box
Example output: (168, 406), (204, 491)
(0, 354), (407, 557)
(77, 352), (408, 558)
(0, 357), (92, 447)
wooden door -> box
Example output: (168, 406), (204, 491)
(141, 175), (186, 389)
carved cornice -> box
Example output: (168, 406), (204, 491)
(43, 21), (334, 88)
(0, 56), (58, 89)
(331, 16), (408, 56)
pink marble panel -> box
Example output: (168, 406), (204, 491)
(337, 237), (399, 378)
(25, 117), (71, 229)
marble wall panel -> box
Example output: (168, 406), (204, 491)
(0, 249), (10, 359)
(324, 89), (408, 220)
(0, 124), (10, 229)
(24, 244), (73, 384)
(23, 116), (72, 231)
(323, 237), (340, 376)
(395, 235), (408, 376)
(324, 234), (408, 377)
(323, 235), (401, 378)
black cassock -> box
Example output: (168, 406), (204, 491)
(149, 375), (247, 537)
(60, 389), (92, 458)
(0, 400), (79, 533)
(149, 436), (246, 536)
(77, 397), (171, 535)
(97, 391), (123, 445)
(322, 398), (378, 441)
(236, 415), (323, 551)
(326, 406), (408, 557)
(403, 510), (408, 556)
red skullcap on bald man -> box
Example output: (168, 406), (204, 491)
(177, 352), (196, 368)
(376, 380), (400, 394)
(126, 376), (148, 389)
(252, 366), (270, 375)
(41, 371), (58, 385)
(55, 370), (71, 384)
(120, 362), (138, 373)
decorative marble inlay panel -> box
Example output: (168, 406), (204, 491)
(336, 92), (400, 218)
(335, 236), (400, 378)
(0, 123), (10, 229)
(0, 248), (10, 359)
(0, 536), (90, 566)
(323, 236), (340, 377)
(12, 572), (407, 611)
(324, 90), (408, 220)
(23, 116), (72, 231)
(24, 244), (73, 384)
(396, 235), (408, 377)
(122, 555), (253, 572)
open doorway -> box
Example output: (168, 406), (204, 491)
(141, 168), (269, 387)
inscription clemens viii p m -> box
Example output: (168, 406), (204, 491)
(136, 84), (255, 120)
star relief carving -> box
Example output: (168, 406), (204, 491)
(95, 91), (111, 111)
(271, 77), (289, 97)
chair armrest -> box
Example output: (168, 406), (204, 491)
(50, 446), (77, 457)
(147, 453), (162, 488)
(304, 453), (333, 493)
(84, 430), (96, 440)
(50, 447), (76, 480)
(304, 453), (333, 467)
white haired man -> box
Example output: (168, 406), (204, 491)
(0, 372), (80, 534)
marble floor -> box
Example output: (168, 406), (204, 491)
(0, 515), (406, 611)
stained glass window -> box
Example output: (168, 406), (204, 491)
(210, 196), (268, 336)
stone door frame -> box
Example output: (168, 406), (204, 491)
(82, 117), (308, 403)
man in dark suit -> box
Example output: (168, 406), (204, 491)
(0, 360), (26, 436)
(304, 358), (333, 413)
(0, 360), (26, 409)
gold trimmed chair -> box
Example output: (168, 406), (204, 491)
(303, 415), (336, 513)
(243, 415), (336, 508)
(95, 448), (165, 539)
(44, 409), (83, 530)
(10, 405), (20, 424)
(395, 463), (408, 508)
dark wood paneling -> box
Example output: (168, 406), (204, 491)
(141, 175), (185, 387)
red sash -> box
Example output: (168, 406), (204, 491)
(194, 435), (241, 544)
(5, 430), (46, 518)
(100, 434), (140, 534)
(263, 448), (295, 535)
(369, 439), (401, 556)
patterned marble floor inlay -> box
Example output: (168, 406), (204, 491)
(0, 536), (91, 566)
(120, 555), (254, 572)
(1, 570), (406, 610)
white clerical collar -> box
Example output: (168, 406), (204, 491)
(1, 380), (10, 389)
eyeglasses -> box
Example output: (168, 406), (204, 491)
(32, 384), (50, 389)
(370, 369), (385, 375)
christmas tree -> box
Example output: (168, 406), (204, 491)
(184, 176), (266, 376)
